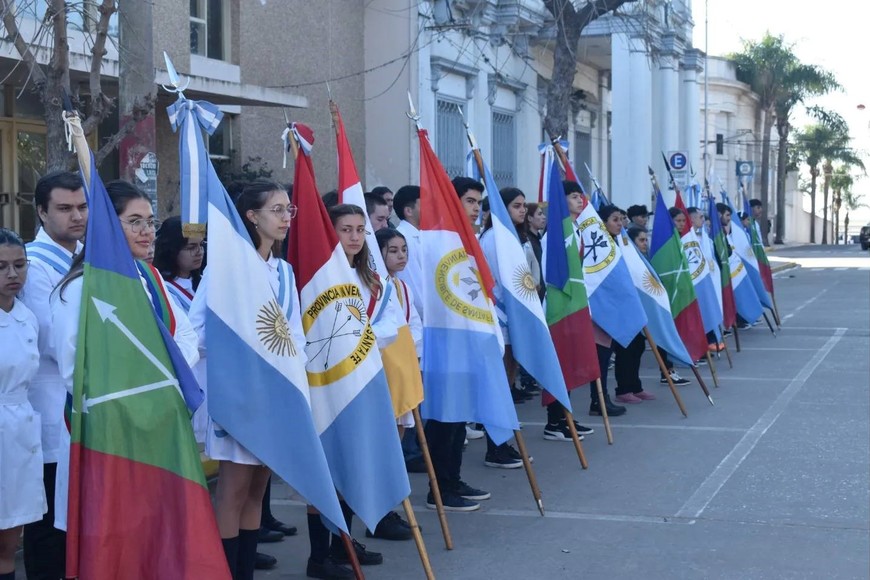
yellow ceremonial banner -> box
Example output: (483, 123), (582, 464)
(380, 325), (424, 418)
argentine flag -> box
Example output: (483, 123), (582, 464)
(169, 97), (347, 533)
(476, 157), (571, 411)
(575, 202), (647, 347)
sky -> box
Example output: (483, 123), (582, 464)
(691, 0), (870, 221)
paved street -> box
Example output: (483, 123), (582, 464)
(260, 244), (869, 579)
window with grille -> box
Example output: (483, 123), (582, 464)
(435, 99), (466, 179)
(491, 111), (516, 189)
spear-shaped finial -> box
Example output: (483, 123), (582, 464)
(161, 51), (190, 94)
(406, 92), (421, 130)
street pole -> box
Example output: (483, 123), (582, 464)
(702, 0), (709, 182)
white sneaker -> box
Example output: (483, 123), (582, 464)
(660, 371), (691, 385)
(465, 423), (485, 440)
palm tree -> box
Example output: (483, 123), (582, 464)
(829, 167), (853, 244)
(841, 188), (866, 244)
(793, 121), (846, 242)
(731, 34), (838, 244)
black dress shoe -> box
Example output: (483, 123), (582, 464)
(264, 517), (298, 536)
(255, 552), (277, 570)
(330, 538), (383, 566)
(365, 511), (413, 541)
(257, 527), (284, 543)
(306, 556), (354, 579)
(589, 400), (627, 417)
(405, 456), (427, 473)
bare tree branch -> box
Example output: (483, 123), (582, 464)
(0, 0), (48, 86)
(82, 0), (115, 133)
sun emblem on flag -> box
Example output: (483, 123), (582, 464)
(256, 299), (297, 357)
(512, 264), (537, 300)
(642, 270), (666, 296)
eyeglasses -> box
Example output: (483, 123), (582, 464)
(121, 218), (161, 234)
(0, 260), (29, 276)
(255, 205), (298, 219)
(181, 242), (207, 255)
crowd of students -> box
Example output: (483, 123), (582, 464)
(0, 165), (759, 580)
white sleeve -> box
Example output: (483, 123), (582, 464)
(371, 288), (399, 350)
(155, 275), (199, 368)
(50, 278), (83, 394)
(404, 285), (423, 358)
(397, 236), (425, 319)
(188, 270), (208, 358)
(19, 261), (57, 362)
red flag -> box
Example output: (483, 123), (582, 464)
(674, 191), (691, 236)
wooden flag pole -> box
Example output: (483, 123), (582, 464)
(594, 378), (614, 444)
(705, 351), (720, 388)
(402, 498), (435, 580)
(772, 294), (782, 328)
(513, 429), (545, 515)
(732, 324), (742, 352)
(643, 328), (688, 417)
(690, 365), (715, 405)
(563, 409), (589, 469)
(718, 325), (734, 368)
(762, 311), (777, 337)
(412, 407), (453, 550)
(340, 532), (365, 580)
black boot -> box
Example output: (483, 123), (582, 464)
(589, 392), (627, 417)
(221, 537), (239, 579)
(0, 571), (14, 580)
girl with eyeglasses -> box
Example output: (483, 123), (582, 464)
(154, 215), (205, 313)
(0, 228), (46, 580)
(188, 180), (302, 579)
(50, 181), (200, 534)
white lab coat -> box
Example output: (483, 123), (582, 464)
(395, 220), (425, 320)
(50, 270), (199, 530)
(0, 299), (47, 528)
(18, 229), (82, 464)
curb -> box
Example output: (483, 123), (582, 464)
(771, 262), (798, 273)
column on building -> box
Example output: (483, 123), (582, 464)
(680, 50), (702, 190)
(611, 32), (652, 209)
(654, 32), (683, 206)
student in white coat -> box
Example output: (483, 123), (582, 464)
(17, 171), (86, 580)
(0, 229), (46, 580)
(50, 181), (199, 537)
(188, 180), (303, 580)
(153, 215), (204, 313)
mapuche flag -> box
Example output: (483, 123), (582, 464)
(332, 102), (423, 418)
(542, 155), (600, 398)
(649, 190), (708, 362)
(287, 123), (410, 531)
(66, 152), (228, 580)
(417, 127), (519, 444)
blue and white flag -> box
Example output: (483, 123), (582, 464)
(171, 98), (347, 533)
(476, 157), (571, 411)
(575, 202), (647, 346)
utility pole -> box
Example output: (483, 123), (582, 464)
(118, 0), (157, 213)
(702, 0), (709, 182)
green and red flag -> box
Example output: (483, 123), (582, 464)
(66, 154), (229, 579)
(542, 152), (599, 399)
(649, 190), (708, 362)
(709, 196), (737, 329)
(748, 217), (775, 296)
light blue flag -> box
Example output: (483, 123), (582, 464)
(171, 97), (347, 533)
(477, 157), (572, 412)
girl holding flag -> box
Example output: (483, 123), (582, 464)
(0, 228), (45, 580)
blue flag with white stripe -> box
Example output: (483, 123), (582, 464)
(172, 97), (347, 533)
(476, 157), (572, 411)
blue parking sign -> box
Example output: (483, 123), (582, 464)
(669, 152), (687, 170)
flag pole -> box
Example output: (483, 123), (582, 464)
(690, 365), (715, 405)
(401, 497), (435, 580)
(644, 328), (688, 417)
(285, 123), (364, 580)
(563, 409), (589, 469)
(731, 323), (742, 352)
(705, 351), (720, 388)
(412, 407), (453, 550)
(594, 378), (614, 445)
(762, 311), (777, 337)
(718, 325), (734, 368)
(459, 113), (547, 513)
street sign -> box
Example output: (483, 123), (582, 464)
(736, 160), (754, 177)
(135, 152), (159, 215)
(667, 150), (689, 189)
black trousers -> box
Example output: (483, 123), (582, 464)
(613, 333), (646, 395)
(590, 343), (614, 400)
(423, 420), (465, 494)
(23, 462), (66, 580)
